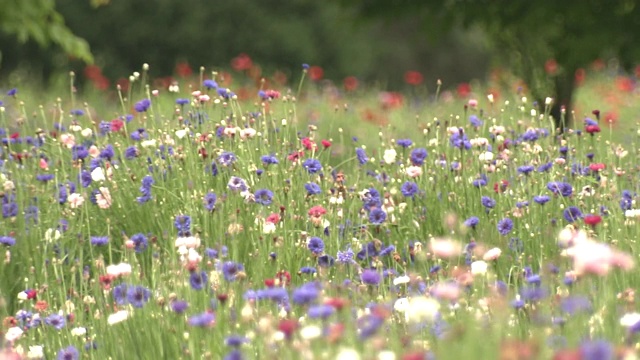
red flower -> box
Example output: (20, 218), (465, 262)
(99, 274), (115, 290)
(584, 214), (602, 227)
(264, 278), (276, 288)
(404, 70), (424, 86)
(494, 180), (509, 193)
(308, 205), (327, 217)
(278, 319), (298, 339)
(198, 147), (208, 159)
(266, 213), (281, 224)
(175, 61), (193, 78)
(324, 297), (348, 310)
(588, 163), (605, 172)
(287, 150), (304, 162)
(585, 125), (601, 134)
(301, 137), (317, 151)
(110, 119), (124, 132)
(84, 65), (103, 80)
(457, 83), (471, 97)
(308, 66), (324, 81)
(321, 139), (331, 149)
(25, 289), (37, 300)
(343, 76), (358, 91)
(604, 111), (618, 125)
(231, 53), (253, 71)
(276, 270), (291, 286)
(616, 76), (634, 93)
(9, 132), (20, 139)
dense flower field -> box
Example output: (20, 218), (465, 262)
(0, 64), (640, 359)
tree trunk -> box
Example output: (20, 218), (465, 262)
(549, 69), (575, 133)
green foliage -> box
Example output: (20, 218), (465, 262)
(0, 0), (93, 65)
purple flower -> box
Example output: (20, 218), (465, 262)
(481, 196), (496, 209)
(45, 313), (66, 330)
(203, 79), (218, 89)
(302, 158), (322, 174)
(369, 208), (387, 225)
(7, 88), (17, 96)
(469, 115), (483, 127)
(225, 335), (249, 347)
(396, 139), (413, 148)
(204, 192), (217, 211)
(547, 181), (573, 197)
(36, 174), (55, 182)
(360, 269), (381, 285)
(400, 181), (419, 197)
(134, 98), (151, 112)
(517, 165), (535, 175)
(124, 146), (139, 160)
(174, 215), (192, 236)
(308, 304), (335, 319)
(317, 254), (335, 267)
(464, 216), (479, 229)
(307, 237), (325, 254)
(336, 248), (355, 264)
(171, 300), (189, 314)
(90, 236), (108, 246)
(188, 312), (215, 327)
(99, 144), (115, 161)
(126, 285), (151, 308)
(254, 189), (273, 206)
(304, 182), (322, 196)
(292, 284), (319, 305)
(260, 155), (279, 166)
(449, 129), (471, 149)
(563, 206), (583, 223)
(537, 162), (553, 172)
(57, 346), (79, 360)
(71, 145), (89, 160)
(560, 295), (591, 315)
(358, 314), (385, 339)
(189, 271), (208, 290)
(79, 170), (92, 188)
(497, 218), (513, 235)
(533, 195), (550, 205)
(131, 233), (148, 253)
(218, 151), (237, 167)
(579, 340), (613, 360)
(409, 148), (428, 165)
(356, 148), (368, 165)
(223, 350), (244, 360)
(228, 176), (248, 192)
(221, 261), (244, 282)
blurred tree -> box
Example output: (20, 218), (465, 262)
(340, 0), (640, 130)
(0, 0), (93, 68)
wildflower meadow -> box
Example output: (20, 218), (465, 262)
(1, 63), (640, 360)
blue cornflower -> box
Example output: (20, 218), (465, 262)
(130, 128), (148, 141)
(308, 304), (335, 319)
(174, 215), (191, 236)
(292, 284), (319, 305)
(560, 296), (592, 315)
(449, 130), (471, 149)
(517, 165), (535, 175)
(497, 218), (513, 235)
(254, 189), (274, 206)
(400, 181), (419, 198)
(584, 117), (598, 126)
(261, 155), (279, 166)
(579, 340), (613, 360)
(45, 313), (66, 330)
(124, 146), (138, 159)
(131, 233), (148, 253)
(472, 174), (488, 187)
(225, 335), (249, 348)
(563, 206), (583, 223)
(356, 148), (368, 165)
(469, 115), (483, 127)
(188, 312), (215, 327)
(2, 202), (18, 218)
(113, 284), (128, 305)
(516, 200), (529, 208)
(358, 314), (384, 339)
(336, 248), (355, 264)
(134, 98), (151, 112)
(302, 158), (322, 174)
(0, 236), (16, 246)
(396, 139), (413, 148)
(304, 182), (322, 196)
(126, 285), (151, 308)
(99, 144), (115, 161)
(36, 174), (55, 182)
(464, 216), (479, 229)
(409, 147), (428, 165)
(307, 237), (325, 255)
(171, 300), (189, 314)
(57, 346), (79, 360)
(189, 271), (208, 290)
(90, 237), (108, 246)
(547, 181), (573, 197)
(533, 195), (550, 205)
(369, 208), (387, 225)
(537, 162), (553, 172)
(218, 151), (237, 166)
(299, 266), (316, 274)
(203, 79), (218, 89)
(217, 88), (236, 100)
(521, 129), (539, 142)
(7, 88), (17, 96)
(71, 145), (89, 160)
(221, 261), (244, 282)
(360, 269), (381, 285)
(223, 350), (243, 360)
(204, 192), (217, 211)
(79, 170), (92, 188)
(176, 98), (189, 105)
(481, 196), (496, 209)
(317, 254), (335, 267)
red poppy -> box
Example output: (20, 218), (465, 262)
(99, 274), (115, 290)
(588, 163), (605, 172)
(308, 66), (324, 81)
(343, 76), (359, 91)
(175, 61), (193, 78)
(457, 83), (471, 97)
(379, 92), (404, 109)
(545, 59), (558, 75)
(584, 214), (602, 227)
(321, 139), (331, 148)
(615, 76), (634, 92)
(404, 70), (424, 86)
(585, 125), (601, 134)
(231, 53), (253, 71)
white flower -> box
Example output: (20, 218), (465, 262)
(175, 129), (188, 139)
(174, 236), (200, 249)
(106, 263), (132, 277)
(71, 327), (87, 336)
(393, 298), (409, 313)
(620, 313), (640, 327)
(4, 326), (23, 342)
(470, 260), (488, 275)
(27, 345), (44, 359)
(479, 152), (494, 162)
(393, 275), (410, 286)
(299, 325), (322, 340)
(140, 139), (157, 148)
(383, 149), (397, 164)
(404, 296), (440, 323)
(107, 310), (129, 325)
(378, 351), (397, 360)
(44, 228), (61, 243)
(240, 128), (257, 139)
(81, 128), (93, 138)
(336, 348), (361, 360)
(263, 222), (276, 234)
(625, 209), (640, 218)
(405, 166), (422, 178)
(91, 167), (106, 182)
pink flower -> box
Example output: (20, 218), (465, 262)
(483, 247), (502, 261)
(95, 187), (112, 209)
(405, 166), (423, 178)
(89, 145), (100, 158)
(429, 238), (462, 259)
(60, 133), (76, 148)
(39, 158), (48, 170)
(68, 193), (85, 209)
(431, 282), (461, 301)
(567, 239), (634, 276)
